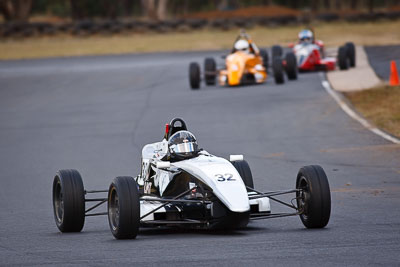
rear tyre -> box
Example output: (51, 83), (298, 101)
(189, 62), (200, 89)
(285, 52), (297, 80)
(338, 46), (348, 70)
(259, 48), (269, 69)
(271, 45), (283, 59)
(296, 165), (331, 228)
(52, 169), (85, 232)
(204, 57), (216, 85)
(345, 42), (356, 67)
(272, 58), (284, 84)
(108, 176), (140, 239)
(231, 160), (254, 189)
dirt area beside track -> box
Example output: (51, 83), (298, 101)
(1, 20), (400, 60)
(345, 85), (400, 138)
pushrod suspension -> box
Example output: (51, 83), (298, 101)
(247, 186), (299, 210)
(85, 190), (108, 194)
(250, 212), (301, 220)
(85, 199), (107, 214)
(140, 197), (211, 204)
(85, 212), (107, 217)
(140, 186), (198, 220)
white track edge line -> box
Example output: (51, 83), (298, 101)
(320, 76), (400, 145)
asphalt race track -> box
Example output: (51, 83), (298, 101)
(365, 45), (400, 81)
(1, 51), (400, 266)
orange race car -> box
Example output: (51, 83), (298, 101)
(188, 31), (297, 89)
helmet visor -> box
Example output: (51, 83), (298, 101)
(170, 142), (197, 154)
(168, 130), (198, 159)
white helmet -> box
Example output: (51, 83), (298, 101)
(234, 39), (249, 52)
(298, 29), (313, 43)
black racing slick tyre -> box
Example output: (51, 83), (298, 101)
(231, 160), (254, 189)
(189, 62), (200, 89)
(285, 52), (297, 80)
(259, 48), (269, 69)
(52, 169), (85, 232)
(271, 45), (283, 59)
(204, 57), (216, 85)
(338, 46), (349, 70)
(345, 42), (356, 67)
(108, 176), (140, 239)
(296, 165), (331, 229)
(272, 58), (284, 84)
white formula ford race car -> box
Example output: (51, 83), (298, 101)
(52, 118), (331, 239)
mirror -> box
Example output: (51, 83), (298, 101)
(229, 155), (243, 161)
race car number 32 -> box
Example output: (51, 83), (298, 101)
(215, 173), (235, 182)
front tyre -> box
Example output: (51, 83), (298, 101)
(108, 176), (140, 239)
(52, 169), (85, 232)
(345, 42), (356, 67)
(231, 160), (254, 189)
(259, 48), (269, 69)
(189, 62), (200, 89)
(285, 52), (297, 80)
(204, 57), (216, 85)
(272, 58), (284, 84)
(271, 45), (283, 59)
(296, 165), (331, 228)
(338, 46), (349, 70)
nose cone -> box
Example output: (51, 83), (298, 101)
(227, 53), (245, 86)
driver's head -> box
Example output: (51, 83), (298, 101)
(168, 130), (199, 160)
(298, 29), (313, 44)
(234, 39), (250, 53)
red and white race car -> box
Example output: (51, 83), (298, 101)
(272, 29), (356, 72)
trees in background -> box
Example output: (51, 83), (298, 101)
(157, 0), (168, 20)
(70, 0), (122, 20)
(1, 0), (400, 23)
(0, 0), (32, 22)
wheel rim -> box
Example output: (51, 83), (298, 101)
(53, 179), (64, 224)
(297, 176), (310, 220)
(109, 187), (119, 231)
